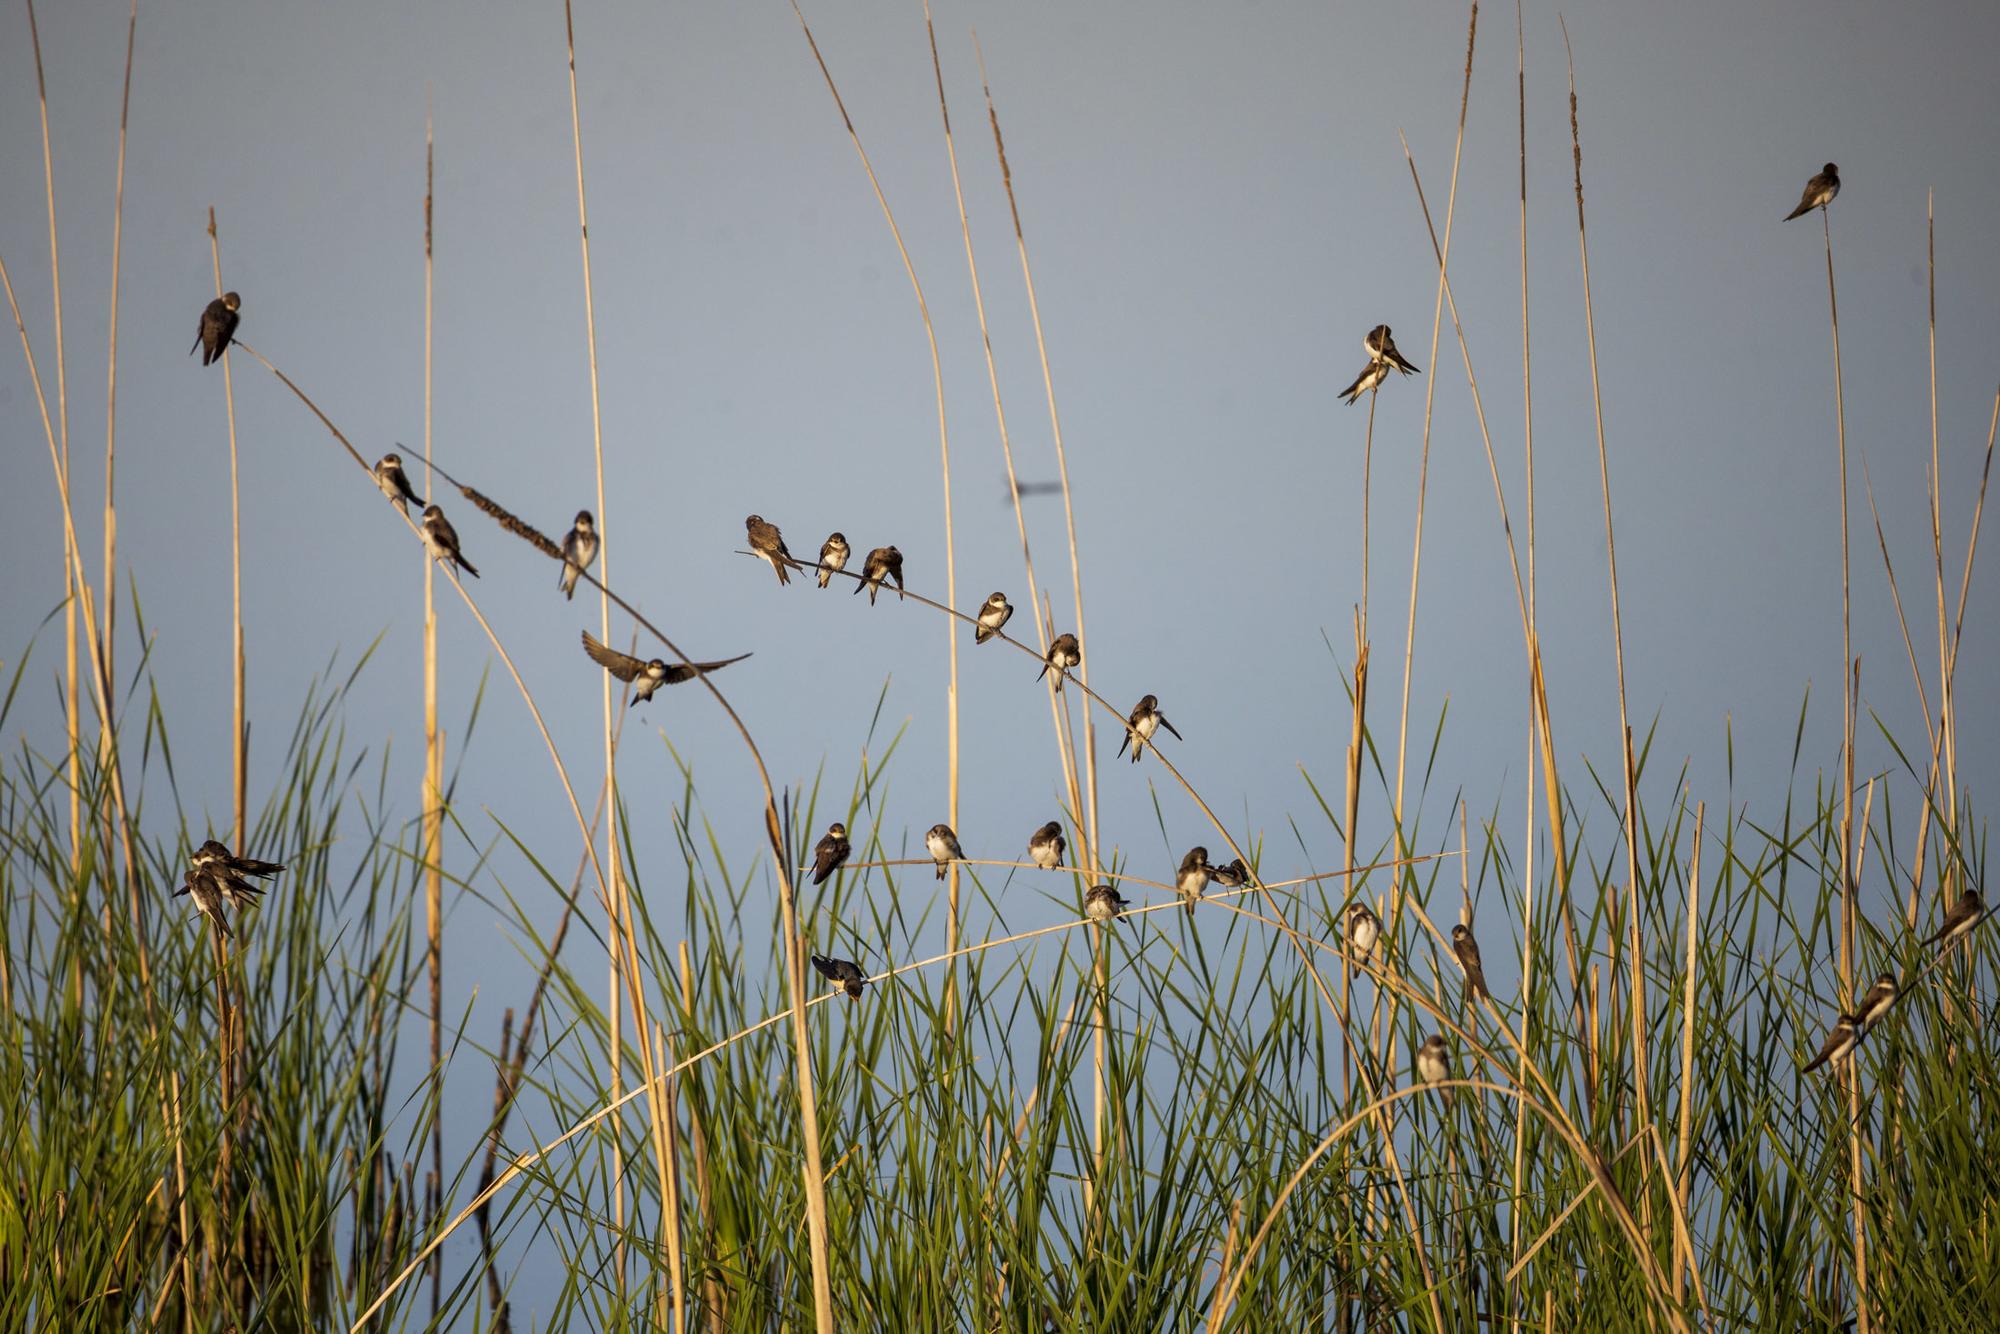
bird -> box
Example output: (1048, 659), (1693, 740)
(1176, 847), (1212, 916)
(191, 291), (241, 366)
(175, 868), (232, 939)
(745, 515), (794, 586)
(1451, 923), (1489, 1003)
(559, 511), (599, 600)
(1416, 1035), (1450, 1084)
(581, 630), (750, 705)
(1345, 903), (1381, 960)
(1801, 1013), (1861, 1073)
(1084, 882), (1130, 923)
(811, 954), (869, 1000)
(1209, 858), (1249, 889)
(1028, 821), (1066, 870)
(420, 505), (479, 578)
(191, 839), (286, 881)
(372, 453), (425, 517)
(1116, 694), (1182, 764)
(811, 823), (852, 886)
(1920, 888), (1985, 951)
(1853, 973), (1899, 1030)
(1038, 634), (1082, 691)
(856, 546), (904, 604)
(1339, 359), (1391, 405)
(1783, 163), (1840, 221)
(1364, 324), (1420, 376)
(925, 823), (963, 880)
(817, 533), (849, 589)
(974, 592), (1013, 644)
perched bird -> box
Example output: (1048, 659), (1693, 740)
(1209, 858), (1249, 889)
(372, 453), (425, 517)
(1038, 634), (1082, 691)
(1451, 923), (1490, 1003)
(1920, 888), (1985, 951)
(191, 291), (241, 366)
(1801, 1013), (1861, 1073)
(745, 514), (794, 586)
(208, 869), (267, 911)
(1345, 903), (1381, 959)
(1176, 847), (1212, 916)
(1338, 359), (1391, 405)
(420, 505), (479, 578)
(856, 545), (905, 604)
(974, 592), (1014, 644)
(811, 954), (869, 1001)
(175, 868), (232, 939)
(1854, 973), (1900, 1030)
(1364, 324), (1421, 376)
(1415, 1034), (1450, 1084)
(581, 630), (750, 705)
(1028, 821), (1066, 870)
(191, 839), (286, 881)
(925, 823), (964, 880)
(1117, 694), (1182, 763)
(811, 823), (852, 886)
(1783, 162), (1840, 221)
(1084, 881), (1130, 923)
(559, 511), (599, 600)
(817, 532), (850, 589)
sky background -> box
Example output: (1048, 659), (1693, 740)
(4, 0), (1997, 1310)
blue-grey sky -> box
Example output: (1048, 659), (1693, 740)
(3, 0), (1996, 1291)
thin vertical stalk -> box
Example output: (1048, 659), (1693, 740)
(1672, 802), (1703, 1305)
(98, 0), (138, 884)
(679, 944), (726, 1333)
(1926, 195), (1955, 904)
(419, 114), (445, 1322)
(205, 209), (247, 850)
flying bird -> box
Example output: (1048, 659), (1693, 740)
(175, 868), (233, 939)
(420, 505), (479, 578)
(1853, 973), (1899, 1030)
(1364, 324), (1421, 376)
(1801, 1013), (1861, 1073)
(581, 630), (750, 705)
(925, 823), (964, 880)
(192, 291), (241, 366)
(811, 823), (852, 887)
(811, 954), (868, 1000)
(372, 453), (425, 517)
(1339, 359), (1391, 405)
(1208, 857), (1249, 889)
(1028, 821), (1066, 870)
(1345, 903), (1380, 960)
(856, 546), (905, 604)
(559, 511), (599, 600)
(1451, 923), (1490, 1003)
(1920, 889), (1985, 951)
(1084, 882), (1130, 923)
(1176, 847), (1212, 916)
(974, 592), (1014, 644)
(1783, 162), (1840, 221)
(817, 532), (849, 589)
(1416, 1034), (1450, 1084)
(1117, 694), (1182, 764)
(1038, 634), (1082, 691)
(745, 515), (794, 586)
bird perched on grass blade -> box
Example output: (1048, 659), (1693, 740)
(1117, 694), (1182, 763)
(1339, 359), (1390, 405)
(192, 291), (241, 365)
(745, 514), (793, 586)
(856, 546), (904, 604)
(812, 954), (868, 1000)
(175, 868), (233, 939)
(974, 592), (1013, 644)
(1783, 162), (1840, 220)
(559, 511), (598, 600)
(1416, 1035), (1449, 1084)
(1854, 973), (1899, 1030)
(1364, 324), (1420, 376)
(1208, 857), (1248, 889)
(1345, 903), (1380, 959)
(1084, 882), (1130, 923)
(1451, 923), (1490, 1003)
(1039, 634), (1081, 691)
(373, 453), (424, 517)
(1920, 889), (1984, 952)
(925, 823), (963, 880)
(1801, 1013), (1860, 1073)
(420, 505), (479, 578)
(817, 533), (849, 589)
(811, 823), (852, 886)
(1176, 847), (1212, 916)
(1028, 821), (1065, 870)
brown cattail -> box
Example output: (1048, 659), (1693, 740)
(458, 486), (563, 561)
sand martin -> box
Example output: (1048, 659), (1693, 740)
(1208, 857), (1249, 889)
(1116, 694), (1182, 764)
(1854, 973), (1899, 1030)
(925, 822), (964, 880)
(1339, 359), (1391, 405)
(1028, 821), (1066, 870)
(1451, 924), (1490, 1003)
(420, 505), (479, 578)
(192, 291), (241, 366)
(856, 546), (905, 604)
(175, 868), (232, 939)
(974, 592), (1014, 644)
(559, 511), (599, 600)
(1038, 634), (1082, 691)
(817, 532), (849, 589)
(1084, 881), (1130, 923)
(191, 839), (285, 881)
(1176, 847), (1212, 916)
(745, 514), (794, 586)
(372, 453), (425, 518)
(811, 954), (868, 1000)
(1346, 903), (1381, 959)
(1783, 163), (1840, 221)
(1920, 888), (1985, 951)
(811, 823), (852, 886)
(581, 630), (750, 705)
(1364, 324), (1421, 376)
(1416, 1034), (1450, 1084)
(1801, 1013), (1860, 1073)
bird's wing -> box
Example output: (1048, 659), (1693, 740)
(1157, 715), (1184, 741)
(660, 651), (753, 684)
(581, 630), (646, 683)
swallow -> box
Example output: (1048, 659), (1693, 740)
(811, 823), (852, 886)
(811, 954), (868, 1000)
(1345, 903), (1380, 959)
(745, 514), (794, 586)
(1084, 881), (1130, 923)
(1038, 634), (1082, 691)
(191, 839), (286, 880)
(420, 505), (479, 578)
(1339, 359), (1391, 405)
(559, 511), (599, 600)
(817, 532), (850, 589)
(1783, 163), (1840, 221)
(191, 291), (241, 366)
(1920, 889), (1985, 951)
(1853, 973), (1899, 1030)
(1801, 1013), (1860, 1073)
(208, 869), (267, 911)
(1176, 847), (1212, 916)
(581, 630), (750, 705)
(372, 453), (425, 517)
(1415, 1034), (1450, 1084)
(1451, 924), (1490, 1003)
(856, 546), (904, 604)
(925, 822), (964, 880)
(1364, 324), (1420, 376)
(174, 868), (232, 939)
(1116, 694), (1182, 764)
(1028, 821), (1066, 870)
(1208, 858), (1248, 889)
(974, 592), (1014, 644)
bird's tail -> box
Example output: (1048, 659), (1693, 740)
(461, 556), (481, 578)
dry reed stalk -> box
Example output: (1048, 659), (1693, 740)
(418, 115), (446, 1322)
(1926, 198), (1958, 905)
(653, 1020), (686, 1334)
(203, 210), (248, 856)
(679, 944), (727, 1333)
(1672, 801), (1703, 1305)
